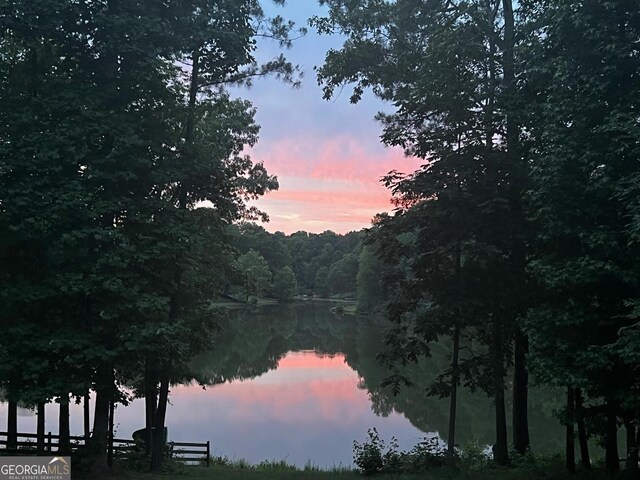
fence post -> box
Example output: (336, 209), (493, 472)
(206, 441), (210, 467)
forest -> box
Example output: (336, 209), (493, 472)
(1, 0), (639, 479)
(226, 223), (364, 301)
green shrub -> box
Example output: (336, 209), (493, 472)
(353, 428), (448, 475)
(353, 428), (387, 475)
(403, 437), (448, 470)
(460, 441), (490, 471)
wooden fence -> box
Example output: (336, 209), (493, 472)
(0, 431), (210, 466)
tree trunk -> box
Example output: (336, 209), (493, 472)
(177, 47), (200, 208)
(84, 391), (91, 441)
(492, 318), (509, 466)
(107, 395), (115, 468)
(145, 357), (158, 456)
(185, 49), (199, 146)
(485, 8), (507, 463)
(150, 365), (170, 471)
(447, 237), (462, 468)
(485, 0), (497, 147)
(501, 0), (530, 457)
(501, 0), (516, 144)
(149, 42), (195, 471)
(36, 402), (45, 454)
(498, 0), (531, 454)
(626, 422), (638, 479)
(513, 329), (529, 455)
(88, 366), (113, 475)
(58, 394), (70, 454)
(575, 388), (591, 469)
(566, 387), (576, 473)
(493, 380), (509, 466)
(7, 399), (18, 452)
(447, 320), (460, 467)
(605, 406), (620, 474)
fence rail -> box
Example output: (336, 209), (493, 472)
(0, 431), (210, 466)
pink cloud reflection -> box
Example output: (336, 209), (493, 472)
(162, 350), (426, 466)
(171, 352), (367, 425)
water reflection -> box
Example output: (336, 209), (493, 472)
(187, 303), (565, 463)
(0, 303), (564, 466)
(172, 350), (425, 467)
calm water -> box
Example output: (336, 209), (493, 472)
(0, 303), (565, 467)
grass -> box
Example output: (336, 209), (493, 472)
(108, 456), (612, 480)
(113, 466), (609, 480)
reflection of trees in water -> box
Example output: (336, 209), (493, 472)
(344, 319), (565, 454)
(191, 304), (564, 454)
(191, 304), (352, 385)
(190, 307), (296, 384)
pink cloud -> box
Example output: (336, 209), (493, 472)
(266, 189), (390, 208)
(247, 134), (423, 233)
(257, 188), (390, 233)
(252, 135), (422, 184)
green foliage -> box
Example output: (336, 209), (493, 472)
(403, 439), (449, 471)
(356, 246), (386, 313)
(273, 267), (297, 302)
(314, 0), (640, 472)
(519, 0), (640, 453)
(353, 429), (448, 476)
(226, 224), (363, 298)
(353, 429), (386, 475)
(460, 442), (490, 472)
(236, 249), (273, 301)
(314, 267), (330, 298)
(0, 0), (303, 471)
(285, 230), (363, 296)
(230, 224), (293, 274)
(314, 0), (526, 466)
(327, 254), (358, 296)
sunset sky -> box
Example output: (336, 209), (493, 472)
(237, 1), (422, 234)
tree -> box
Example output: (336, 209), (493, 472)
(0, 0), (298, 473)
(327, 253), (359, 296)
(520, 0), (640, 474)
(231, 223), (293, 273)
(236, 249), (273, 301)
(314, 266), (330, 298)
(273, 267), (297, 302)
(356, 245), (387, 313)
(313, 0), (528, 465)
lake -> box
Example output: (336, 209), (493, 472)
(0, 303), (565, 467)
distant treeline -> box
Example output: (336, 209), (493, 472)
(226, 223), (364, 301)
